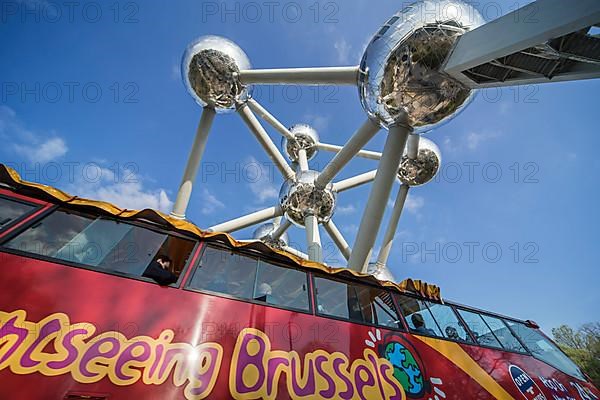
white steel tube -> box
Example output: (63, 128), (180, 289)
(305, 215), (323, 262)
(348, 120), (411, 272)
(317, 143), (382, 160)
(270, 219), (291, 240)
(297, 149), (309, 172)
(376, 184), (410, 266)
(315, 119), (380, 189)
(238, 66), (360, 86)
(209, 206), (283, 233)
(247, 99), (294, 140)
(332, 170), (377, 193)
(238, 104), (295, 180)
(283, 245), (309, 260)
(324, 220), (351, 261)
(407, 134), (420, 159)
(171, 107), (216, 219)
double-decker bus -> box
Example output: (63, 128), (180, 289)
(0, 163), (598, 400)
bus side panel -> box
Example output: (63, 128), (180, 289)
(0, 252), (597, 400)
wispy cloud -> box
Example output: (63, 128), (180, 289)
(405, 194), (424, 215)
(0, 106), (68, 163)
(246, 156), (278, 204)
(336, 203), (357, 215)
(333, 38), (352, 64)
(442, 130), (502, 153)
(199, 187), (225, 215)
(66, 165), (173, 213)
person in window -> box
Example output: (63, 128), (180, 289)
(143, 255), (178, 286)
(445, 326), (460, 340)
(411, 313), (436, 336)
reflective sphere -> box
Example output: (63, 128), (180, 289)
(181, 35), (252, 112)
(398, 137), (441, 186)
(281, 124), (320, 162)
(359, 0), (485, 130)
(367, 262), (396, 282)
(279, 170), (336, 227)
(252, 222), (289, 248)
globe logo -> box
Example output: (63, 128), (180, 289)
(383, 341), (426, 397)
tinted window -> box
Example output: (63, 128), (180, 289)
(427, 303), (473, 343)
(0, 196), (37, 230)
(315, 277), (401, 328)
(2, 209), (195, 281)
(458, 309), (504, 349)
(481, 315), (526, 352)
(189, 246), (310, 311)
(395, 294), (443, 337)
(505, 320), (585, 380)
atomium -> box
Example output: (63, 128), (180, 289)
(281, 124), (320, 162)
(398, 137), (441, 186)
(253, 223), (289, 248)
(358, 0), (485, 131)
(279, 170), (336, 227)
(366, 262), (396, 282)
(181, 35), (252, 112)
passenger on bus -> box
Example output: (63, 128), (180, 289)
(445, 326), (460, 340)
(142, 255), (178, 286)
(411, 313), (436, 336)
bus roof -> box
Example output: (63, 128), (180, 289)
(0, 163), (441, 301)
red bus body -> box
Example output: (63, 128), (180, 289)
(0, 184), (598, 400)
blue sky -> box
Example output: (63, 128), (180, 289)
(1, 0), (598, 334)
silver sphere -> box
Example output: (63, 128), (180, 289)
(252, 223), (289, 248)
(398, 137), (441, 186)
(367, 262), (396, 282)
(181, 35), (252, 112)
(281, 124), (320, 162)
(279, 170), (336, 227)
(359, 0), (485, 131)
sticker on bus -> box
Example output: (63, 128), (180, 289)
(509, 364), (547, 400)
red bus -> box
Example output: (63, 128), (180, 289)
(0, 164), (598, 400)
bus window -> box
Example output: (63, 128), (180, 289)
(1, 208), (195, 282)
(254, 260), (309, 311)
(504, 320), (586, 380)
(395, 294), (443, 337)
(457, 309), (504, 349)
(314, 277), (401, 329)
(480, 314), (526, 353)
(0, 195), (38, 231)
(189, 247), (257, 299)
(188, 246), (311, 311)
(426, 302), (473, 343)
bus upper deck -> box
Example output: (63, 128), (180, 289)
(0, 164), (598, 400)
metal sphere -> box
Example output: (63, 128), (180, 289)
(358, 0), (485, 131)
(367, 262), (396, 282)
(252, 222), (289, 248)
(279, 170), (336, 227)
(281, 124), (320, 162)
(181, 35), (252, 112)
(398, 137), (441, 186)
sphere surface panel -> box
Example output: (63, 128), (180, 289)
(398, 137), (441, 186)
(359, 0), (485, 130)
(279, 170), (336, 227)
(182, 35), (252, 112)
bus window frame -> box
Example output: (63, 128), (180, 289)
(452, 305), (532, 356)
(0, 205), (200, 289)
(311, 272), (406, 332)
(0, 190), (50, 238)
(183, 243), (314, 316)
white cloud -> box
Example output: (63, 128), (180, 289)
(171, 64), (180, 81)
(67, 166), (173, 213)
(334, 38), (352, 64)
(246, 156), (278, 204)
(405, 194), (425, 214)
(466, 131), (501, 151)
(302, 113), (330, 132)
(336, 203), (356, 215)
(14, 137), (68, 163)
(199, 187), (225, 215)
(342, 224), (358, 235)
(442, 131), (501, 153)
(0, 105), (68, 163)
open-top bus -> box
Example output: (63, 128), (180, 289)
(0, 163), (598, 400)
